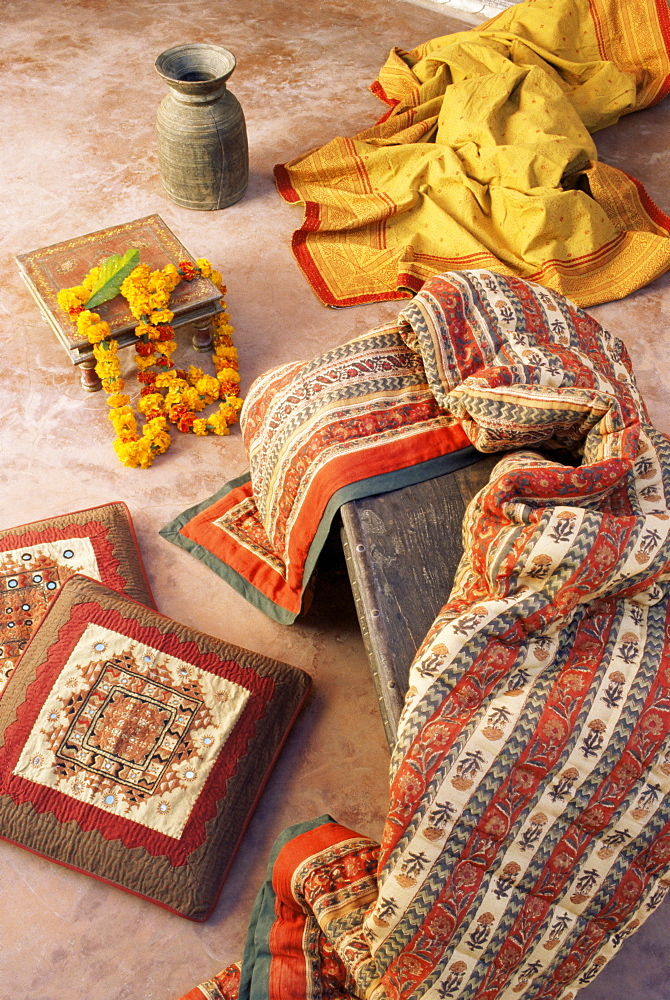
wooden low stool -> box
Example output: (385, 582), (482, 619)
(340, 455), (499, 748)
(15, 214), (223, 392)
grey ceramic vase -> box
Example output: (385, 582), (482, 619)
(155, 43), (249, 211)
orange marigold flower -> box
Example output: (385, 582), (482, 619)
(178, 260), (197, 281)
(176, 412), (197, 433)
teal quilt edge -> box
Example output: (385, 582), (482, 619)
(159, 445), (484, 626)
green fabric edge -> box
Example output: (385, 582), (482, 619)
(238, 814), (335, 1000)
(159, 446), (482, 625)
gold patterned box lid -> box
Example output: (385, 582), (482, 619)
(15, 215), (223, 356)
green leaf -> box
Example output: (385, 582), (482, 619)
(84, 247), (141, 309)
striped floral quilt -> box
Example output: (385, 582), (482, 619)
(180, 270), (670, 1000)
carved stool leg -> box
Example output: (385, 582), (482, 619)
(79, 357), (102, 392)
(192, 317), (213, 353)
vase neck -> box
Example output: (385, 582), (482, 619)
(168, 81), (228, 104)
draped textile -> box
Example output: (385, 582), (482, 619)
(275, 0), (670, 308)
(179, 269), (670, 1000)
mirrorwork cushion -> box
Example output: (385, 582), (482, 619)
(0, 502), (154, 698)
(0, 575), (311, 920)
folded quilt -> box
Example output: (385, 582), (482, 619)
(161, 327), (474, 623)
(275, 0), (670, 307)
(178, 269), (670, 1000)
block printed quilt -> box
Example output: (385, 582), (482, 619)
(178, 268), (670, 998)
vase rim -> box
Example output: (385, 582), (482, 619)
(155, 43), (236, 92)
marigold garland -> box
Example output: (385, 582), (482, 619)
(57, 257), (243, 469)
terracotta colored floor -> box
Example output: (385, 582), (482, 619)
(1, 1), (670, 998)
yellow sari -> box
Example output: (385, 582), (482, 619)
(275, 0), (670, 307)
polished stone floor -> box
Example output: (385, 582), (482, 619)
(1, 1), (670, 998)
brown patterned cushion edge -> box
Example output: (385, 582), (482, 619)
(0, 501), (155, 699)
(0, 575), (311, 920)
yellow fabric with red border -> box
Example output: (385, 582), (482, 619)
(276, 0), (670, 308)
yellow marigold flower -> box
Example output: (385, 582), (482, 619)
(106, 392), (131, 408)
(147, 292), (169, 311)
(155, 340), (177, 357)
(87, 324), (110, 345)
(145, 414), (169, 432)
(114, 437), (149, 469)
(76, 309), (93, 329)
(216, 366), (240, 385)
(213, 343), (237, 357)
(57, 288), (88, 312)
(195, 375), (220, 400)
(81, 267), (101, 292)
(187, 387), (206, 410)
(213, 324), (235, 341)
(213, 350), (238, 371)
(109, 405), (138, 435)
(187, 365), (205, 383)
(138, 393), (165, 416)
(207, 414), (231, 436)
(163, 398), (181, 417)
(103, 376), (125, 393)
(92, 339), (118, 360)
(96, 361), (122, 380)
(211, 314), (231, 333)
(134, 353), (157, 371)
(211, 269), (223, 289)
(143, 417), (171, 454)
(162, 263), (179, 282)
(218, 398), (243, 425)
(150, 309), (174, 326)
(93, 343), (109, 362)
(191, 418), (209, 436)
(195, 258), (213, 279)
(213, 337), (234, 353)
(122, 264), (150, 290)
(129, 302), (152, 322)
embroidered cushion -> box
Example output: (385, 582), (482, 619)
(0, 575), (311, 920)
(0, 502), (154, 699)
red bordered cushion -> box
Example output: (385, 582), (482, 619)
(0, 502), (154, 698)
(0, 575), (311, 920)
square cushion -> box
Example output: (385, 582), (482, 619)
(0, 575), (311, 920)
(0, 502), (154, 699)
